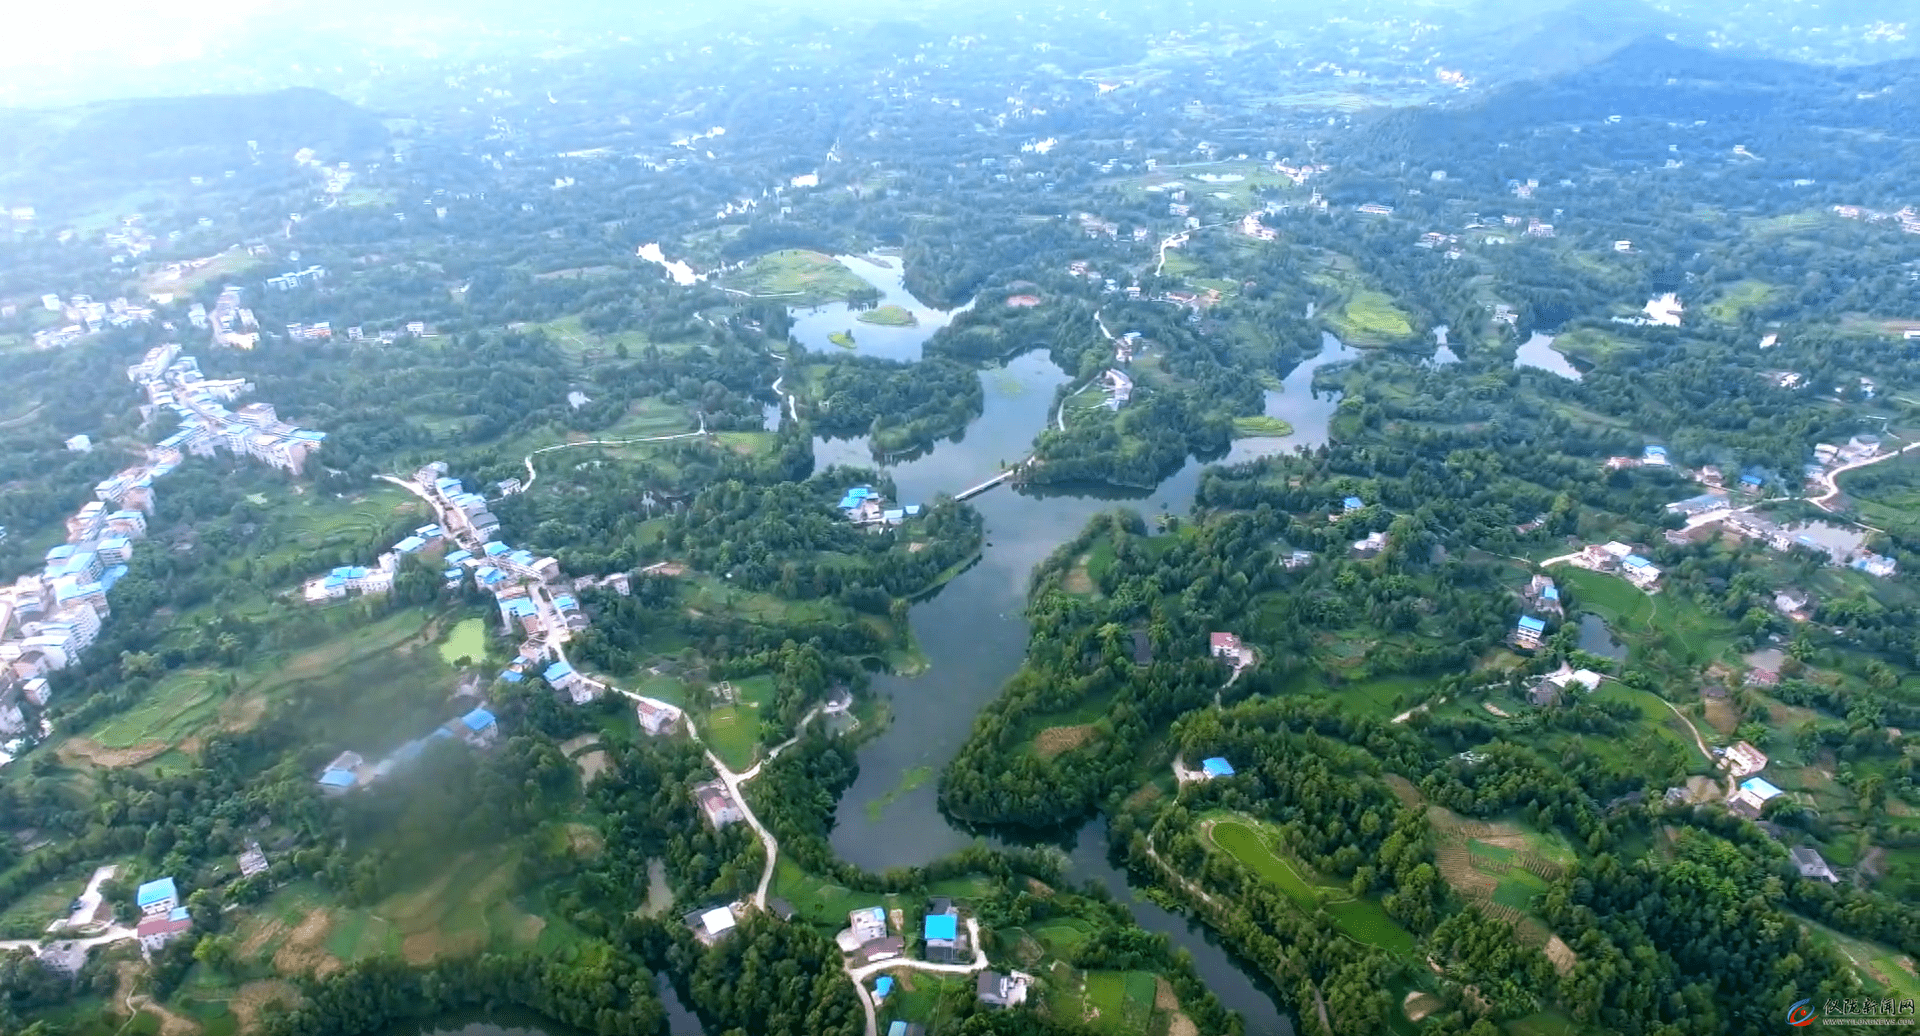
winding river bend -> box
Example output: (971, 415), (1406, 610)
(787, 258), (1360, 1035)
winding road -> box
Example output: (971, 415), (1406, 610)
(519, 415), (709, 493)
(1808, 439), (1920, 513)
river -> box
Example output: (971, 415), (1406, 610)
(787, 259), (1356, 1034)
(1513, 331), (1581, 381)
(416, 259), (1338, 1036)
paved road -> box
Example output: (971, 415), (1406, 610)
(0, 925), (135, 954)
(845, 917), (990, 1036)
(520, 420), (708, 493)
(1809, 440), (1920, 512)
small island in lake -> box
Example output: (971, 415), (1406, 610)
(1232, 415), (1295, 436)
(829, 329), (857, 349)
(856, 304), (918, 327)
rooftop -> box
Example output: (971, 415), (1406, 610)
(924, 912), (958, 941)
(1201, 757), (1235, 777)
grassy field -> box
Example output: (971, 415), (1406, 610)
(437, 618), (487, 667)
(1232, 415), (1295, 437)
(722, 250), (875, 305)
(138, 247), (260, 298)
(227, 850), (574, 980)
(88, 670), (226, 749)
(63, 609), (465, 771)
(856, 304), (916, 327)
(1210, 820), (1319, 908)
(1328, 288), (1415, 346)
(771, 858), (890, 926)
(247, 483), (425, 574)
(1702, 280), (1777, 323)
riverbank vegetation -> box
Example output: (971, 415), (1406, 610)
(802, 355), (984, 456)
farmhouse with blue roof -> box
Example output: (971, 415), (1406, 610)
(1513, 614), (1548, 649)
(1201, 757), (1235, 778)
(135, 877), (178, 916)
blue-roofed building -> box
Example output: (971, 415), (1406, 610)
(1514, 614), (1548, 648)
(483, 541), (510, 556)
(500, 669), (524, 683)
(435, 477), (462, 493)
(135, 877), (178, 915)
(883, 508), (905, 524)
(553, 594), (577, 610)
(394, 535), (426, 554)
(904, 504), (922, 517)
(461, 706), (497, 737)
(875, 977), (894, 1001)
(445, 549), (473, 565)
(1740, 472), (1765, 488)
(318, 768), (357, 792)
(1542, 585), (1559, 601)
(100, 564), (129, 591)
(1623, 555), (1651, 570)
(924, 912), (958, 941)
(1743, 775), (1781, 801)
(1201, 757), (1235, 778)
(415, 524), (444, 539)
(508, 549), (535, 567)
(1343, 496), (1365, 512)
(45, 544), (75, 564)
(443, 567), (464, 586)
(1643, 445), (1669, 464)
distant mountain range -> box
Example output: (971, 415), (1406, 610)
(0, 88), (386, 187)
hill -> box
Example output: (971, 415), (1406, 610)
(1432, 0), (1690, 84)
(0, 87), (386, 185)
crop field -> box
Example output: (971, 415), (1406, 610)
(1330, 288), (1415, 345)
(90, 670), (225, 749)
(248, 483), (425, 572)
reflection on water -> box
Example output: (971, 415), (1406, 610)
(786, 255), (976, 361)
(1514, 332), (1581, 381)
(1577, 614), (1626, 660)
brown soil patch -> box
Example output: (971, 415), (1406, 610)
(1684, 775), (1720, 802)
(1543, 934), (1578, 977)
(1006, 294), (1043, 307)
(1383, 774), (1425, 808)
(1035, 724), (1097, 758)
(575, 750), (610, 783)
(59, 738), (169, 768)
(1154, 977), (1180, 1012)
(231, 980), (298, 1031)
(273, 909), (338, 976)
(1026, 877), (1056, 897)
(907, 541), (928, 553)
(220, 694), (269, 732)
(1702, 698), (1739, 736)
(115, 965), (204, 1036)
(1482, 702), (1511, 718)
(1403, 991), (1443, 1023)
(516, 911), (547, 944)
(1063, 556), (1095, 595)
(237, 915), (289, 961)
(1167, 1013), (1199, 1036)
(1124, 783), (1164, 811)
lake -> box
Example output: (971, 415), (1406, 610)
(799, 260), (1342, 1034)
(1513, 331), (1581, 381)
(1577, 614), (1626, 661)
(787, 255), (976, 362)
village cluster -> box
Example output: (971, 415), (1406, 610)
(304, 462), (686, 792)
(0, 336), (322, 751)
